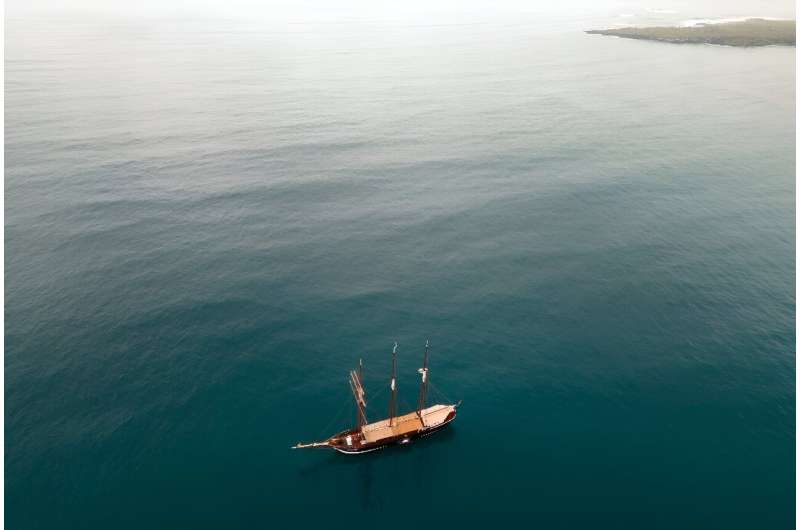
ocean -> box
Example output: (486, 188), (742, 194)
(5, 3), (795, 528)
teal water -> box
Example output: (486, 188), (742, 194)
(5, 6), (795, 529)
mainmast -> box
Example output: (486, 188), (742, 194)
(349, 367), (368, 428)
(388, 343), (398, 426)
(417, 340), (430, 418)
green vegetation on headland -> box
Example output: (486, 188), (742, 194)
(586, 18), (795, 47)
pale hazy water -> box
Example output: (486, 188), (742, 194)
(5, 5), (795, 529)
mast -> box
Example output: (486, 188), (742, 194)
(388, 343), (398, 426)
(417, 340), (429, 418)
(349, 367), (368, 428)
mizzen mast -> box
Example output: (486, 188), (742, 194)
(388, 343), (398, 426)
(417, 340), (430, 419)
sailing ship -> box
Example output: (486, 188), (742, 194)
(292, 341), (459, 454)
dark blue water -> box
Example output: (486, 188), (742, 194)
(6, 7), (795, 529)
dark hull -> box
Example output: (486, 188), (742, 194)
(332, 410), (456, 454)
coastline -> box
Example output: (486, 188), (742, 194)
(586, 18), (796, 47)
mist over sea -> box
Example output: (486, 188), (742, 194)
(5, 1), (795, 528)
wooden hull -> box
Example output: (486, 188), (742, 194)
(330, 407), (456, 454)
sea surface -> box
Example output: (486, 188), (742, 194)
(5, 4), (796, 529)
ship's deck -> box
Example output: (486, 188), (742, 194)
(360, 404), (454, 443)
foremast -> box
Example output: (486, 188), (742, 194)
(349, 364), (368, 428)
(293, 357), (368, 450)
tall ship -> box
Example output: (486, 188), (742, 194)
(292, 341), (459, 454)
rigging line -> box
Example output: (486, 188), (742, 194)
(428, 380), (455, 404)
(316, 390), (353, 440)
(399, 395), (414, 414)
(432, 383), (452, 404)
(365, 382), (386, 400)
(367, 384), (389, 408)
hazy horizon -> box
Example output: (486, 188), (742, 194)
(6, 0), (796, 23)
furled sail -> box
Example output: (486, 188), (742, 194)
(349, 370), (366, 408)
